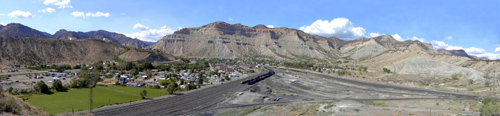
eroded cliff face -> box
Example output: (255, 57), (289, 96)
(149, 22), (436, 61)
(118, 49), (176, 63)
(0, 37), (124, 66)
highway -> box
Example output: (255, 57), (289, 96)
(0, 71), (48, 76)
(93, 70), (269, 115)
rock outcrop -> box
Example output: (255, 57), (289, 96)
(149, 22), (437, 61)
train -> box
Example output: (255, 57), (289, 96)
(241, 69), (275, 85)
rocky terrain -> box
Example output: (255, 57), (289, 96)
(0, 36), (124, 66)
(0, 23), (148, 48)
(118, 49), (176, 63)
(0, 23), (48, 38)
(53, 29), (148, 48)
(149, 22), (440, 61)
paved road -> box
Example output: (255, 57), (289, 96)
(0, 71), (48, 76)
(92, 70), (269, 115)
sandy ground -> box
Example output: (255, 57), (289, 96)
(196, 69), (482, 116)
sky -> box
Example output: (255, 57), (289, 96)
(0, 0), (499, 59)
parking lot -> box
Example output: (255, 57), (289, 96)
(1, 74), (74, 89)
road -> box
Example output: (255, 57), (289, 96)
(92, 70), (269, 115)
(0, 71), (48, 76)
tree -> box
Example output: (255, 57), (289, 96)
(147, 72), (153, 79)
(165, 83), (176, 95)
(469, 79), (474, 85)
(485, 81), (491, 87)
(129, 69), (139, 76)
(479, 96), (500, 115)
(224, 75), (230, 81)
(52, 81), (65, 91)
(248, 70), (255, 73)
(140, 90), (147, 99)
(142, 62), (154, 70)
(34, 81), (49, 93)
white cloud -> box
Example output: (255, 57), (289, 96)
(133, 23), (149, 31)
(38, 7), (56, 13)
(430, 40), (499, 60)
(369, 32), (381, 37)
(0, 22), (5, 25)
(85, 11), (110, 17)
(444, 36), (453, 41)
(43, 0), (72, 9)
(391, 33), (403, 41)
(125, 24), (177, 42)
(228, 17), (233, 21)
(8, 10), (32, 18)
(72, 11), (110, 19)
(71, 11), (84, 18)
(266, 25), (274, 28)
(299, 18), (366, 40)
(142, 19), (150, 21)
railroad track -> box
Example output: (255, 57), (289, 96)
(93, 70), (270, 115)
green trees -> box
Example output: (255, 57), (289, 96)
(197, 72), (205, 85)
(224, 75), (230, 81)
(141, 62), (155, 70)
(52, 81), (65, 91)
(165, 82), (177, 95)
(34, 81), (49, 93)
(248, 70), (255, 73)
(479, 96), (500, 115)
(140, 90), (147, 99)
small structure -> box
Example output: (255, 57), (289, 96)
(53, 77), (61, 82)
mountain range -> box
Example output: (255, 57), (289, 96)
(148, 22), (480, 61)
(0, 23), (148, 48)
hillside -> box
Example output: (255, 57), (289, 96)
(0, 37), (124, 66)
(0, 23), (47, 38)
(54, 29), (148, 48)
(148, 22), (439, 61)
(118, 49), (176, 63)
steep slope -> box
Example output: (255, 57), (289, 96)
(85, 30), (148, 48)
(149, 22), (337, 61)
(118, 49), (176, 63)
(53, 29), (148, 48)
(361, 50), (485, 80)
(0, 37), (124, 66)
(0, 23), (47, 38)
(149, 22), (439, 61)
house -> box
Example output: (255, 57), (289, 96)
(126, 82), (137, 87)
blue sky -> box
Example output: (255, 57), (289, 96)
(1, 0), (499, 59)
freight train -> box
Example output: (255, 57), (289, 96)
(241, 70), (275, 85)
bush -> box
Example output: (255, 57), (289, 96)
(34, 81), (49, 93)
(485, 81), (491, 87)
(0, 97), (20, 114)
(52, 81), (65, 91)
(140, 90), (147, 99)
(451, 73), (460, 80)
(5, 87), (13, 93)
(382, 68), (391, 73)
(468, 79), (474, 84)
(479, 96), (500, 115)
(248, 70), (255, 73)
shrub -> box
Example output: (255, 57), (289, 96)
(140, 90), (147, 99)
(451, 73), (460, 80)
(485, 81), (491, 87)
(5, 87), (13, 93)
(382, 68), (391, 73)
(468, 79), (474, 84)
(479, 96), (500, 115)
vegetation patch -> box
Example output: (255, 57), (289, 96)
(21, 85), (175, 114)
(359, 101), (387, 107)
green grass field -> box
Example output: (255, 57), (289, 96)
(22, 85), (174, 114)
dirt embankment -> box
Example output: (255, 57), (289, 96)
(0, 37), (124, 67)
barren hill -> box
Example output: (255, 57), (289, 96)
(54, 29), (148, 48)
(149, 22), (438, 61)
(118, 49), (176, 63)
(0, 23), (48, 38)
(0, 36), (124, 66)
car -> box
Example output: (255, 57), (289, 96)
(32, 81), (36, 83)
(274, 97), (281, 101)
